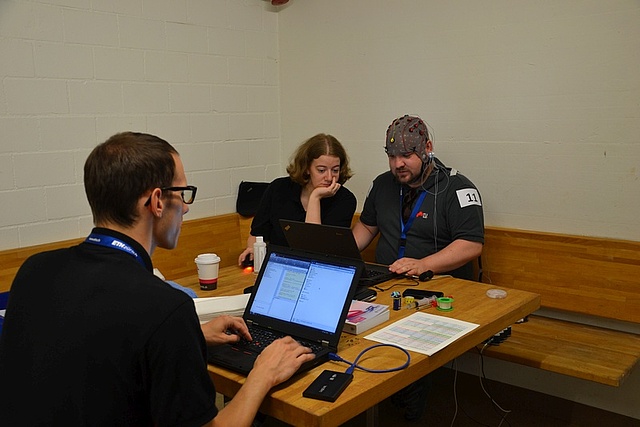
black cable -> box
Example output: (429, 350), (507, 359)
(373, 279), (419, 292)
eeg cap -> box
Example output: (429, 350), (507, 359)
(385, 115), (430, 162)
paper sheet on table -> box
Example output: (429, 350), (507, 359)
(364, 312), (479, 356)
(194, 294), (250, 323)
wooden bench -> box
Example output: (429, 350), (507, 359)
(0, 213), (374, 293)
(0, 213), (252, 294)
(344, 216), (640, 387)
(477, 227), (640, 387)
(2, 215), (639, 389)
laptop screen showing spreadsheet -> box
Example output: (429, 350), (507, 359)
(248, 250), (357, 333)
(207, 245), (363, 375)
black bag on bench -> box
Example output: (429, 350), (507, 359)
(236, 181), (269, 217)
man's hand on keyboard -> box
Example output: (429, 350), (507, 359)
(200, 315), (251, 346)
(251, 337), (316, 388)
(219, 337), (315, 425)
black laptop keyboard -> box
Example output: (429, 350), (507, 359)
(362, 268), (385, 278)
(236, 326), (324, 354)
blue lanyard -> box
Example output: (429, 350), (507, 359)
(84, 233), (146, 268)
(398, 188), (427, 259)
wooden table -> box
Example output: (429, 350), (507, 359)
(177, 266), (540, 427)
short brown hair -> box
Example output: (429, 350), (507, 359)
(286, 133), (353, 186)
(84, 132), (178, 227)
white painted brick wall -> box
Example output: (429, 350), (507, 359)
(144, 0), (187, 23)
(94, 48), (145, 81)
(0, 0), (280, 249)
(6, 79), (69, 114)
(191, 113), (229, 142)
(3, 0), (635, 253)
(170, 84), (211, 113)
(19, 218), (85, 248)
(189, 55), (228, 84)
(187, 0), (226, 28)
(0, 188), (46, 227)
(278, 0), (640, 242)
(69, 81), (123, 114)
(39, 118), (96, 150)
(144, 52), (189, 83)
(229, 113), (263, 140)
(14, 152), (76, 188)
(122, 83), (169, 114)
(212, 86), (246, 113)
(46, 184), (91, 220)
(209, 28), (246, 56)
(247, 86), (278, 112)
(147, 114), (191, 144)
(34, 42), (94, 79)
(0, 39), (35, 77)
(167, 22), (209, 54)
(214, 139), (251, 169)
(63, 9), (119, 46)
(95, 116), (146, 141)
(180, 143), (214, 172)
(0, 118), (40, 153)
(228, 57), (264, 85)
(0, 2), (64, 42)
(0, 156), (13, 191)
(119, 16), (167, 50)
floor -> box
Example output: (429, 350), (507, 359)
(261, 367), (640, 427)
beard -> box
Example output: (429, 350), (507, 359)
(392, 167), (417, 183)
(393, 162), (428, 186)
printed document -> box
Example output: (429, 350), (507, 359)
(365, 312), (479, 356)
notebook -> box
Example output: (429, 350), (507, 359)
(207, 245), (363, 375)
(279, 219), (397, 286)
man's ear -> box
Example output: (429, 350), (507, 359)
(147, 188), (164, 218)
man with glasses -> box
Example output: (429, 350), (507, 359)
(0, 132), (314, 427)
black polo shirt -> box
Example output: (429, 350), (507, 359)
(0, 228), (217, 427)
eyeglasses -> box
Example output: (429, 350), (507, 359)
(144, 185), (198, 206)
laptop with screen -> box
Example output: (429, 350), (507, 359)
(279, 219), (397, 286)
(207, 245), (363, 375)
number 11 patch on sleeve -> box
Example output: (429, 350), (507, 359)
(456, 188), (482, 208)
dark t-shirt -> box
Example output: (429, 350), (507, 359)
(360, 159), (484, 280)
(250, 176), (357, 246)
(0, 228), (218, 427)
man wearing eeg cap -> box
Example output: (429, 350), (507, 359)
(352, 114), (485, 419)
(385, 114), (431, 164)
(353, 114), (484, 281)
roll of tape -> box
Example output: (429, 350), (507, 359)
(486, 289), (507, 299)
(436, 297), (454, 311)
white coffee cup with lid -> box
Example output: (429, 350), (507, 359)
(194, 253), (221, 290)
